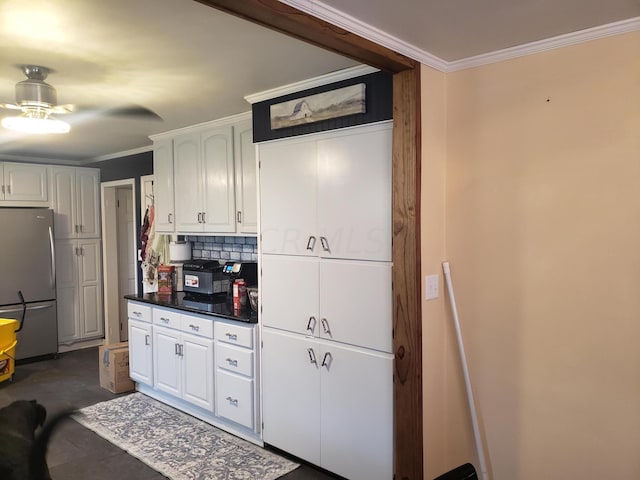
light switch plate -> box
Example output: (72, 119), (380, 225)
(425, 274), (439, 300)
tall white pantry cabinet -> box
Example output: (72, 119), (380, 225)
(48, 166), (103, 346)
(259, 121), (394, 480)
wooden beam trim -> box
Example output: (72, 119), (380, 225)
(195, 0), (416, 72)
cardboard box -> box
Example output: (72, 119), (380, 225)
(99, 342), (135, 394)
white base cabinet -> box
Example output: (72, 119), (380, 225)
(126, 300), (261, 444)
(262, 328), (393, 480)
(128, 302), (153, 385)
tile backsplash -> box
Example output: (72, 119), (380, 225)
(187, 236), (258, 262)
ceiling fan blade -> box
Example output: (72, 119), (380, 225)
(50, 104), (77, 114)
(103, 105), (162, 120)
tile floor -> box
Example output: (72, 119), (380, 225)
(0, 347), (338, 480)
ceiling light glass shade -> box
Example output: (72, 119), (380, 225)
(2, 109), (70, 134)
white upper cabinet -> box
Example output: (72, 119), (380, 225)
(153, 139), (175, 233)
(233, 119), (257, 234)
(49, 166), (100, 239)
(152, 113), (255, 235)
(259, 121), (392, 261)
(0, 162), (48, 205)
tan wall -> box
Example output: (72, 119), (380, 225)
(439, 31), (640, 479)
(421, 64), (478, 478)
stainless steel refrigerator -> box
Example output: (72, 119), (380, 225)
(0, 208), (58, 360)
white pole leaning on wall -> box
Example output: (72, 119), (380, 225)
(442, 261), (490, 480)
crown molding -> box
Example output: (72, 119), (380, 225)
(88, 144), (153, 163)
(244, 65), (378, 104)
(279, 1), (640, 72)
(278, 0), (448, 72)
(149, 111), (253, 141)
(447, 16), (640, 72)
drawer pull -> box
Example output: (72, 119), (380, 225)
(189, 324), (200, 331)
(225, 358), (238, 367)
(225, 333), (238, 341)
(133, 311), (142, 317)
(306, 236), (316, 251)
(161, 317), (170, 323)
(321, 318), (331, 335)
(225, 396), (238, 406)
(174, 343), (180, 356)
(145, 335), (150, 346)
(321, 352), (333, 369)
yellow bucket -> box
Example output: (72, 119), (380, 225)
(0, 318), (19, 383)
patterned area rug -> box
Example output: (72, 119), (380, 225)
(73, 393), (299, 480)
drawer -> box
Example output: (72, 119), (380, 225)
(128, 302), (151, 323)
(216, 371), (254, 429)
(153, 307), (182, 329)
(214, 321), (254, 349)
(215, 343), (254, 377)
(181, 314), (214, 339)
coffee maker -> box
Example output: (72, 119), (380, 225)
(222, 262), (258, 296)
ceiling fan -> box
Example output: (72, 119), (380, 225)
(0, 64), (161, 134)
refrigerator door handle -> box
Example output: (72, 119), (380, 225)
(0, 304), (53, 315)
(48, 226), (56, 289)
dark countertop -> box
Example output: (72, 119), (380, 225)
(124, 292), (257, 324)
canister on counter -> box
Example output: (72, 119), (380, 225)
(232, 278), (247, 309)
(157, 265), (175, 294)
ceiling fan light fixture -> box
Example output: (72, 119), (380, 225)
(2, 108), (70, 135)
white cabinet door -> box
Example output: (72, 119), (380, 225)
(259, 138), (317, 256)
(129, 318), (153, 385)
(261, 254), (319, 335)
(234, 120), (257, 234)
(202, 126), (235, 233)
(174, 132), (203, 232)
(76, 169), (100, 238)
(182, 333), (214, 411)
(56, 239), (80, 343)
(320, 342), (393, 480)
(3, 162), (47, 203)
(77, 239), (103, 338)
(153, 139), (175, 232)
(49, 167), (76, 239)
(319, 259), (392, 352)
(317, 124), (392, 262)
(49, 167), (100, 239)
(154, 325), (182, 398)
(261, 328), (321, 465)
(216, 371), (254, 428)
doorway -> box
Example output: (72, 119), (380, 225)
(101, 179), (137, 345)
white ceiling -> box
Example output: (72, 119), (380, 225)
(0, 0), (638, 164)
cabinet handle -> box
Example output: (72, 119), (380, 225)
(1, 185), (4, 194)
(174, 343), (180, 356)
(145, 334), (150, 346)
(161, 317), (170, 323)
(6, 185), (10, 195)
(306, 316), (316, 334)
(133, 311), (142, 317)
(321, 352), (333, 368)
(307, 348), (317, 366)
(189, 324), (200, 331)
(75, 225), (79, 233)
(225, 333), (238, 341)
(75, 247), (79, 256)
(320, 236), (330, 252)
(179, 344), (184, 356)
(168, 213), (173, 224)
(321, 318), (331, 336)
(202, 212), (206, 223)
(81, 247), (84, 256)
(225, 358), (238, 367)
(80, 224), (83, 233)
(197, 212), (202, 223)
(237, 211), (242, 224)
(225, 396), (238, 406)
(306, 236), (316, 251)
